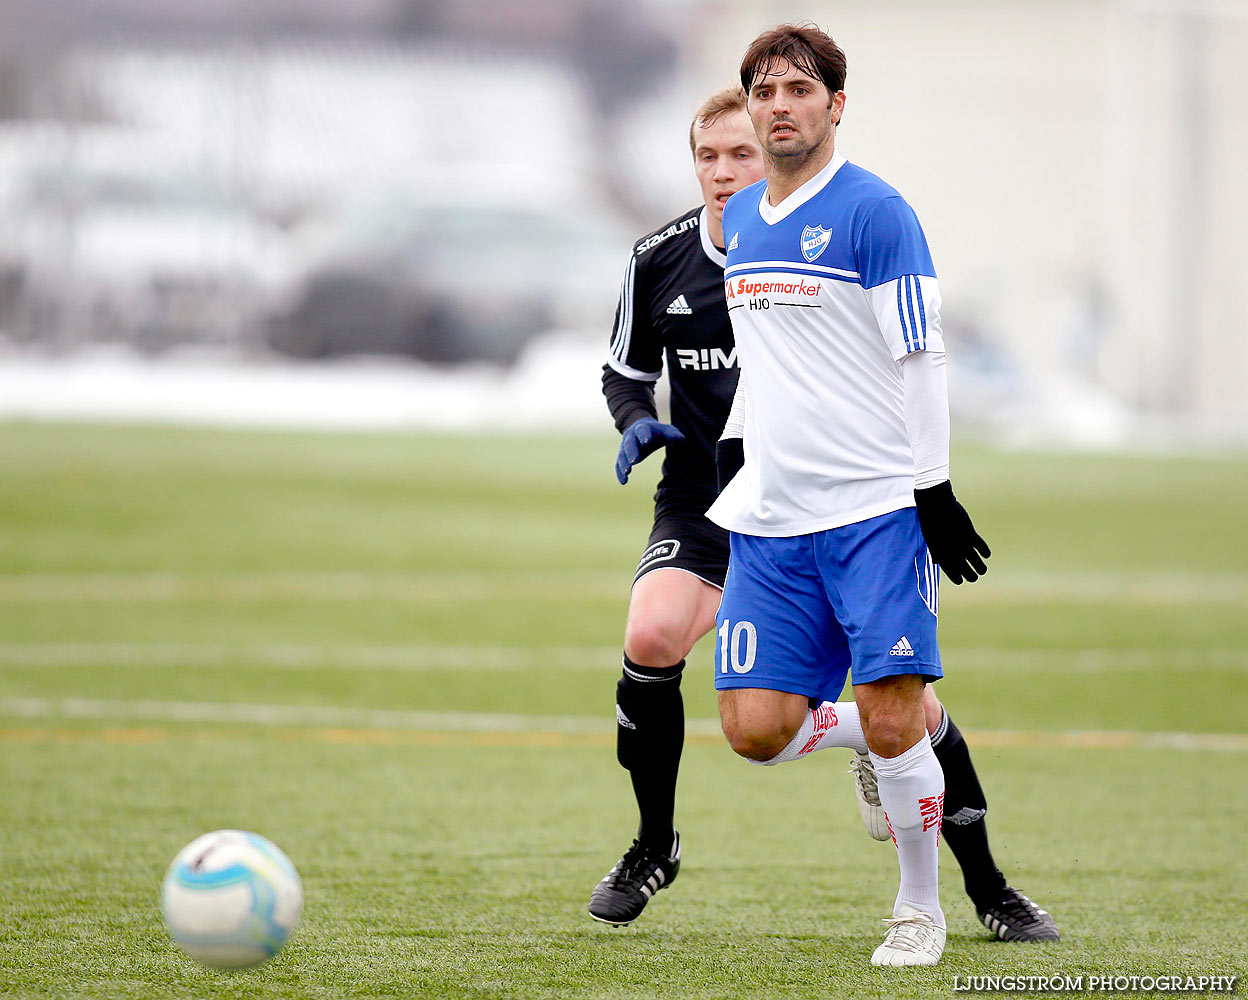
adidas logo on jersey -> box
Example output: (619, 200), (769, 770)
(727, 232), (739, 252)
(889, 636), (915, 656)
(666, 294), (692, 315)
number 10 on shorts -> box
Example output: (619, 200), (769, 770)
(718, 619), (758, 673)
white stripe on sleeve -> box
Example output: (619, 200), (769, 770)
(864, 276), (944, 360)
(609, 253), (637, 364)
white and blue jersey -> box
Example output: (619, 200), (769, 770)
(706, 152), (945, 537)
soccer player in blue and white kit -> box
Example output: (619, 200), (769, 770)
(708, 24), (994, 966)
(589, 84), (1058, 949)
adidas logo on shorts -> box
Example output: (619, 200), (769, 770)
(889, 636), (915, 656)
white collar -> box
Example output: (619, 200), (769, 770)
(698, 206), (726, 267)
(757, 151), (847, 226)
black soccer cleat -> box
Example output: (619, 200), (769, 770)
(976, 886), (1060, 942)
(588, 832), (681, 926)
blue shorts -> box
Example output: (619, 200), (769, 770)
(714, 508), (942, 702)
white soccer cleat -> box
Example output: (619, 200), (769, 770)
(870, 903), (947, 967)
(849, 752), (890, 841)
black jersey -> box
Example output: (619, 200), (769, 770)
(602, 206), (737, 506)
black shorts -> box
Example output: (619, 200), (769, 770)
(633, 501), (730, 590)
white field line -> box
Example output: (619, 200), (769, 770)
(946, 647), (1248, 672)
(0, 643), (621, 671)
(0, 643), (1245, 673)
(1, 696), (1246, 752)
(0, 696), (612, 735)
(0, 570), (1245, 604)
(0, 572), (624, 603)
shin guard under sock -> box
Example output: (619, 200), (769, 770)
(872, 736), (945, 922)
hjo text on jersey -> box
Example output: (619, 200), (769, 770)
(675, 347), (737, 371)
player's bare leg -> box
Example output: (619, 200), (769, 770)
(623, 568), (722, 670)
(717, 687), (810, 761)
(855, 675), (947, 966)
(718, 684), (874, 763)
(589, 568), (721, 926)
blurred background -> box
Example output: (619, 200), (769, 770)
(0, 0), (1246, 445)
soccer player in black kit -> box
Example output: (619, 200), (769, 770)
(588, 86), (1057, 944)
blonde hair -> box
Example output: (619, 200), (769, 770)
(689, 86), (748, 153)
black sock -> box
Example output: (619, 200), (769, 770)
(615, 654), (685, 850)
(931, 711), (1007, 906)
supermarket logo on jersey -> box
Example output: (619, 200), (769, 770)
(801, 224), (832, 262)
(726, 277), (820, 299)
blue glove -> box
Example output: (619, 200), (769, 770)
(615, 418), (685, 485)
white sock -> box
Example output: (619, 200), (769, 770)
(870, 735), (945, 924)
(754, 700), (869, 765)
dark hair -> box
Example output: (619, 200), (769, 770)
(689, 86), (748, 152)
(739, 22), (847, 98)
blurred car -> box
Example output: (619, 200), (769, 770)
(6, 154), (285, 352)
(264, 198), (629, 366)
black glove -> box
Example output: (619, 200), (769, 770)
(914, 481), (991, 585)
(715, 438), (744, 494)
(615, 418), (685, 485)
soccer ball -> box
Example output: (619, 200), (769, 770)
(161, 829), (303, 969)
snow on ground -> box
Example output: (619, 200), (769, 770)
(0, 333), (614, 434)
(1, 334), (1244, 456)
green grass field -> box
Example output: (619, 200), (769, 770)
(1, 422), (1245, 999)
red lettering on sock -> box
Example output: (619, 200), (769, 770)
(919, 792), (945, 834)
(810, 705), (838, 733)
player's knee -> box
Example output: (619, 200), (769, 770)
(623, 619), (688, 669)
(861, 709), (917, 758)
(721, 717), (790, 762)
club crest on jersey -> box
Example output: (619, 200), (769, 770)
(801, 224), (832, 262)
